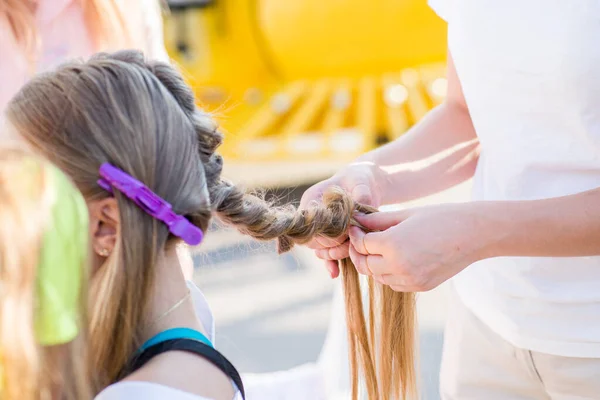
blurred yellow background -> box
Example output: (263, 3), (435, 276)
(164, 0), (447, 186)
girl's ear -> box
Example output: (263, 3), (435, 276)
(87, 198), (119, 268)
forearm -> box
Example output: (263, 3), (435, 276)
(486, 188), (600, 257)
(357, 102), (479, 205)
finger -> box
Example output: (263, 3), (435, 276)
(361, 254), (387, 275)
(299, 181), (330, 210)
(348, 226), (387, 255)
(305, 234), (347, 250)
(348, 244), (384, 276)
(326, 260), (340, 279)
(349, 244), (369, 275)
(354, 210), (411, 232)
(350, 183), (373, 206)
(348, 226), (368, 255)
(315, 242), (350, 260)
(316, 234), (347, 248)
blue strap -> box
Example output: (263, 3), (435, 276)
(139, 327), (213, 353)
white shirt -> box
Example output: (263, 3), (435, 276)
(430, 0), (600, 357)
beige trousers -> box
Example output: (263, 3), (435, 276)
(440, 289), (600, 400)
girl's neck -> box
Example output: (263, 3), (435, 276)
(141, 245), (206, 344)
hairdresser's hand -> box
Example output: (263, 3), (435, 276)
(300, 162), (390, 278)
(348, 203), (497, 292)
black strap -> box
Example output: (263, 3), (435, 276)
(123, 338), (245, 399)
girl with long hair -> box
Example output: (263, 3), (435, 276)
(5, 50), (416, 399)
(0, 148), (90, 400)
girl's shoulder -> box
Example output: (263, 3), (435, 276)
(96, 347), (239, 400)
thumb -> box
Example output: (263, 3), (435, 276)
(300, 180), (329, 210)
(350, 183), (374, 206)
(354, 209), (411, 231)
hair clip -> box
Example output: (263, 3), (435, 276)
(98, 163), (203, 246)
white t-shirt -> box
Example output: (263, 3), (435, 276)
(429, 0), (600, 357)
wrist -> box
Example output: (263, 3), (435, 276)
(472, 200), (528, 260)
(370, 164), (393, 206)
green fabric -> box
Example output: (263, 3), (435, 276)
(34, 165), (89, 346)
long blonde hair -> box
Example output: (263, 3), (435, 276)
(0, 0), (129, 59)
(0, 148), (90, 400)
(6, 50), (416, 398)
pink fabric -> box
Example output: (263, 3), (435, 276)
(0, 0), (167, 112)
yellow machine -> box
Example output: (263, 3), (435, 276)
(164, 0), (447, 186)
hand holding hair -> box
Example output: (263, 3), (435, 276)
(299, 162), (389, 278)
(350, 202), (498, 292)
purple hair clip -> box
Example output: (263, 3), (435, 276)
(98, 163), (203, 246)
